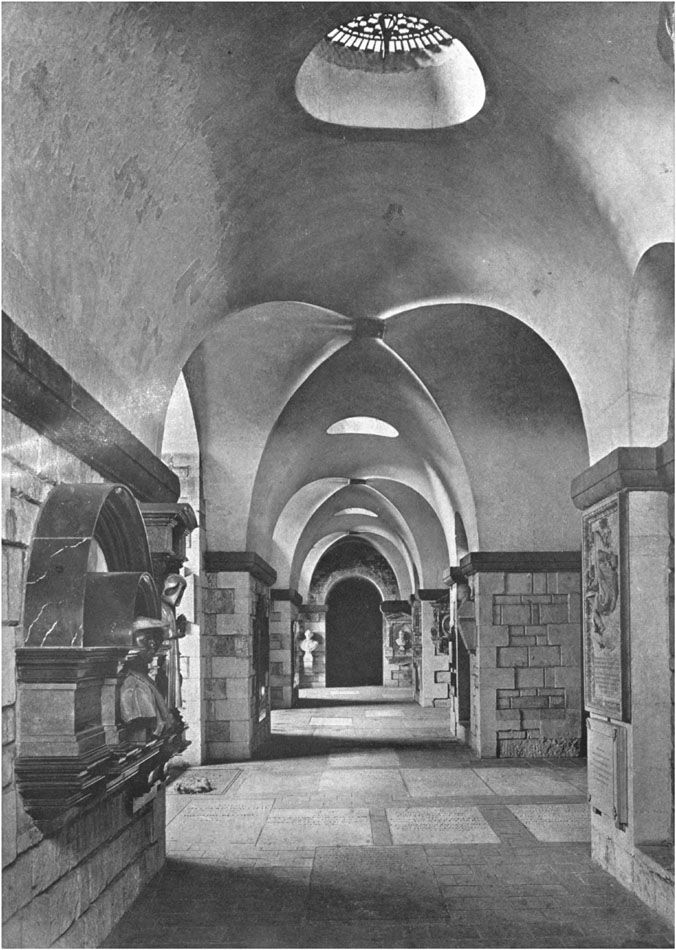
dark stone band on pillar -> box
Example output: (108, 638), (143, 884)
(418, 588), (448, 601)
(459, 551), (581, 575)
(204, 551), (277, 586)
(443, 567), (468, 587)
(271, 588), (303, 607)
(380, 599), (411, 616)
(571, 441), (674, 511)
(2, 311), (179, 503)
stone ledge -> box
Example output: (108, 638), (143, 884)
(2, 312), (179, 503)
(571, 442), (674, 510)
(203, 551), (277, 586)
(460, 551), (581, 575)
(271, 588), (303, 607)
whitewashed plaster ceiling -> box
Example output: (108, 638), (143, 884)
(3, 2), (673, 574)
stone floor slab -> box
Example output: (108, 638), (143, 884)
(402, 768), (495, 798)
(257, 807), (373, 849)
(386, 806), (500, 844)
(103, 690), (673, 950)
(476, 767), (583, 797)
(327, 750), (400, 768)
(319, 767), (409, 797)
(507, 802), (592, 841)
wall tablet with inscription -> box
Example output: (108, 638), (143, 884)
(587, 716), (628, 828)
(582, 494), (629, 720)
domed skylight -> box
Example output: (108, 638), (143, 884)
(296, 11), (486, 129)
(327, 417), (399, 437)
(334, 507), (379, 518)
(326, 13), (453, 56)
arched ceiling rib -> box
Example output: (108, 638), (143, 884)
(247, 336), (474, 559)
(287, 483), (423, 588)
(184, 302), (352, 548)
(298, 532), (412, 602)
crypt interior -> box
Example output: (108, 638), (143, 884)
(1, 2), (674, 948)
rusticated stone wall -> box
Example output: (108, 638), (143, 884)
(462, 554), (582, 758)
(201, 568), (271, 760)
(269, 593), (300, 709)
(2, 409), (166, 948)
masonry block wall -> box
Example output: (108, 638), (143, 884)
(2, 409), (165, 948)
(269, 593), (300, 709)
(464, 556), (582, 758)
(202, 569), (271, 760)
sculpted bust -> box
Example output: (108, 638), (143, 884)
(299, 629), (318, 670)
(119, 616), (173, 742)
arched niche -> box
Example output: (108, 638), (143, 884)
(23, 483), (159, 648)
(16, 483), (171, 830)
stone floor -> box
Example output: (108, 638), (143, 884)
(103, 689), (674, 948)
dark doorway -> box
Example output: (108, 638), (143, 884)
(326, 578), (383, 687)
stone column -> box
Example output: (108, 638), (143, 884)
(572, 442), (673, 921)
(417, 589), (451, 707)
(269, 589), (302, 709)
(202, 552), (276, 761)
(459, 552), (582, 758)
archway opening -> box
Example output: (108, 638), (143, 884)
(326, 578), (383, 687)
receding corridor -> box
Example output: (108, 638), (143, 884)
(103, 693), (673, 949)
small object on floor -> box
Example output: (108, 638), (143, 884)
(174, 775), (214, 794)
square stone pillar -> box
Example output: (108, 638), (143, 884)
(416, 589), (450, 708)
(572, 442), (674, 922)
(202, 552), (276, 761)
(269, 589), (302, 709)
(459, 552), (583, 758)
(444, 569), (473, 742)
(380, 601), (413, 689)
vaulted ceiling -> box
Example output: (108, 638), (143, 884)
(4, 2), (673, 585)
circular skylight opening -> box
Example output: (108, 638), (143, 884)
(327, 417), (399, 438)
(296, 11), (485, 129)
(334, 507), (379, 518)
(327, 13), (453, 57)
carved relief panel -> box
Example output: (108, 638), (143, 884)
(582, 494), (630, 720)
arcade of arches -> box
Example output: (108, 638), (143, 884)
(1, 3), (674, 948)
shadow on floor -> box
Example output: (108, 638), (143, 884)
(102, 853), (674, 949)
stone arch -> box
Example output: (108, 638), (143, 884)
(308, 537), (399, 605)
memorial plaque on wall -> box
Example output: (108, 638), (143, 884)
(587, 716), (628, 828)
(582, 494), (630, 720)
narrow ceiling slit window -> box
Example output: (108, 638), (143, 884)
(296, 11), (486, 129)
(334, 508), (379, 518)
(327, 417), (399, 438)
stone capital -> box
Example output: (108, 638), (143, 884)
(459, 551), (581, 576)
(203, 551), (277, 587)
(271, 588), (303, 607)
(571, 440), (674, 511)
